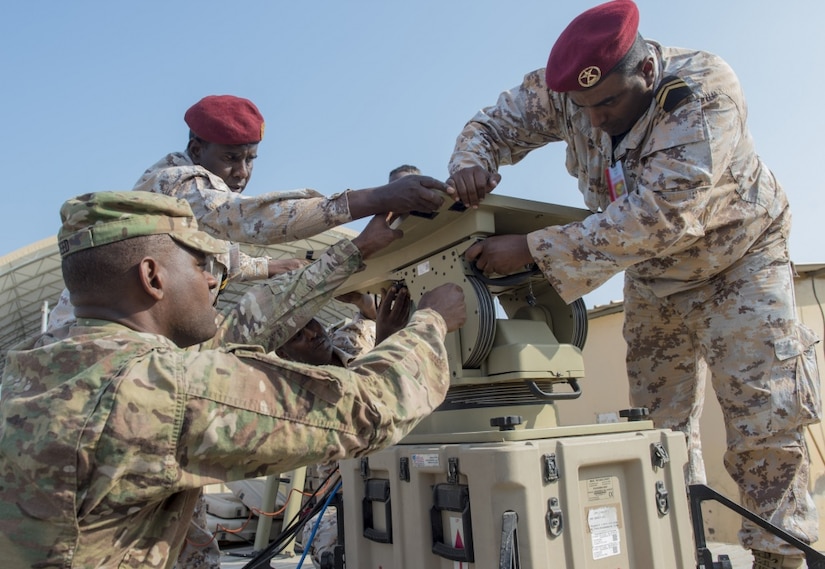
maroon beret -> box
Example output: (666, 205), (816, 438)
(184, 95), (265, 145)
(545, 0), (639, 92)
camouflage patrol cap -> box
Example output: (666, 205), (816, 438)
(58, 191), (228, 258)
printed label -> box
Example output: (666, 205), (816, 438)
(410, 453), (440, 468)
(588, 505), (621, 559)
(586, 476), (616, 502)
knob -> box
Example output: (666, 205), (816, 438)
(490, 415), (524, 431)
(619, 408), (649, 422)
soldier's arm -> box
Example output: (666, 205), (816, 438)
(204, 213), (403, 352)
(202, 239), (365, 352)
(175, 308), (451, 485)
(135, 162), (352, 245)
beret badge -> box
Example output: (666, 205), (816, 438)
(578, 66), (602, 88)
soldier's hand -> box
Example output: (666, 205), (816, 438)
(464, 235), (534, 276)
(335, 291), (378, 320)
(445, 166), (501, 209)
(267, 257), (310, 277)
(375, 284), (411, 343)
(418, 283), (467, 332)
(348, 175), (447, 219)
(351, 213), (403, 260)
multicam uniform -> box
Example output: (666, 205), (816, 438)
(20, 239), (395, 568)
(448, 41), (821, 552)
(177, 240), (369, 568)
(0, 271), (450, 568)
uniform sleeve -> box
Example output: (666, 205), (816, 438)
(203, 239), (364, 352)
(526, 90), (743, 303)
(330, 312), (377, 362)
(133, 163), (353, 245)
(235, 250), (270, 282)
(448, 68), (567, 175)
(174, 308), (450, 485)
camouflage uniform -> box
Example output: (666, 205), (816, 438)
(130, 147), (352, 569)
(205, 240), (370, 353)
(49, 150), (355, 329)
(133, 152), (352, 281)
(329, 311), (377, 367)
(449, 41), (821, 552)
(301, 508), (339, 569)
(45, 148), (362, 565)
(174, 240), (371, 569)
(298, 315), (377, 568)
(0, 190), (453, 568)
(0, 295), (449, 569)
(44, 232), (374, 567)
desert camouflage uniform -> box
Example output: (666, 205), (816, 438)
(301, 508), (339, 569)
(330, 311), (377, 366)
(0, 284), (450, 569)
(449, 41), (821, 553)
(134, 152), (352, 281)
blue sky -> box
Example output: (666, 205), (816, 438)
(2, 1), (822, 308)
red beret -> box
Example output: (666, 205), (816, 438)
(184, 95), (265, 145)
(545, 0), (639, 92)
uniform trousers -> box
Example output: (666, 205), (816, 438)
(623, 258), (820, 553)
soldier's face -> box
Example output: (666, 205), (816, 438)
(278, 319), (334, 365)
(165, 244), (221, 347)
(190, 140), (258, 193)
(568, 62), (654, 137)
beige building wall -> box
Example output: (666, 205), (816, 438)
(556, 265), (825, 548)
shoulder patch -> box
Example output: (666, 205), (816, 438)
(655, 75), (692, 112)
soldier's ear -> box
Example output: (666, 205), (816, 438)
(641, 57), (655, 87)
(187, 137), (203, 165)
(138, 257), (165, 301)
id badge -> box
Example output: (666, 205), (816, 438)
(606, 160), (627, 202)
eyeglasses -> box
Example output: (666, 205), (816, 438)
(205, 255), (229, 305)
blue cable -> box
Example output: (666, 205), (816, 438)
(296, 479), (342, 569)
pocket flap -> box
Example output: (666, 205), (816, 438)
(774, 324), (820, 361)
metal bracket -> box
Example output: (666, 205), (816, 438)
(651, 442), (670, 469)
(689, 483), (825, 569)
(399, 457), (410, 482)
(546, 497), (563, 537)
(542, 453), (559, 484)
(499, 511), (521, 569)
(447, 457), (460, 485)
(360, 457), (370, 479)
(655, 480), (670, 515)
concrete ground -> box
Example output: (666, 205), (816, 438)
(219, 540), (755, 568)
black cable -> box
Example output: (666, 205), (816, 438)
(468, 260), (540, 287)
(239, 466), (342, 569)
